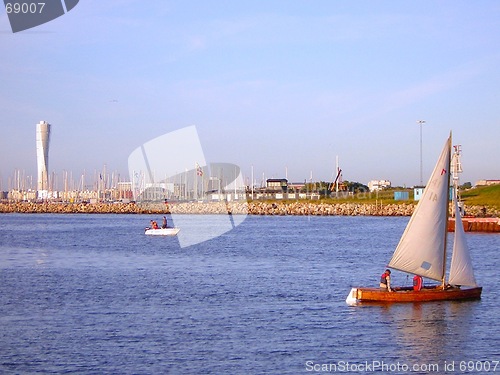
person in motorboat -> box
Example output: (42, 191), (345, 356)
(162, 216), (168, 229)
(380, 269), (393, 292)
(150, 220), (159, 229)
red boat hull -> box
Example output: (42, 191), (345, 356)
(346, 286), (482, 304)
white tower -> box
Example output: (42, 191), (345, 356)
(36, 121), (51, 192)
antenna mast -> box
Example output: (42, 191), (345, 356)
(451, 144), (463, 217)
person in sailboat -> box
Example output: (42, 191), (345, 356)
(413, 275), (423, 291)
(380, 269), (393, 292)
(162, 216), (168, 229)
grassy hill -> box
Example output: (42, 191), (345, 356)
(460, 184), (500, 210)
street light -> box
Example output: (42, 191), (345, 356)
(417, 120), (426, 186)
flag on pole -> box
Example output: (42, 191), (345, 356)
(196, 163), (204, 176)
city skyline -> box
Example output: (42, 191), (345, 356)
(1, 1), (499, 190)
(0, 119), (495, 193)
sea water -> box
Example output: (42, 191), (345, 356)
(0, 214), (498, 374)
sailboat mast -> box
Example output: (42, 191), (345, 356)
(441, 134), (452, 288)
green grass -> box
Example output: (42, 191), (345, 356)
(460, 184), (500, 209)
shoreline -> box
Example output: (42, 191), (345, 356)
(1, 201), (498, 217)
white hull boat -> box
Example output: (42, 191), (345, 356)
(144, 227), (180, 236)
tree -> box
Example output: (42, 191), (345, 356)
(461, 182), (472, 190)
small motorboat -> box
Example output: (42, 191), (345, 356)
(144, 227), (180, 236)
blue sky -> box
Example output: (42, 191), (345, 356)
(1, 1), (499, 190)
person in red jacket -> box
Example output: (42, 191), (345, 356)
(413, 275), (423, 291)
(380, 269), (393, 292)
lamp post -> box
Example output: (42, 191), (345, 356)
(417, 120), (426, 186)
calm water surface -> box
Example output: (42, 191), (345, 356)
(0, 214), (499, 374)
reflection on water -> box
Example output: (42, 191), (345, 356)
(385, 301), (480, 364)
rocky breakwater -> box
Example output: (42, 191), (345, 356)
(0, 201), (416, 216)
(0, 202), (144, 214)
(247, 202), (415, 216)
(1, 201), (498, 217)
(462, 205), (500, 218)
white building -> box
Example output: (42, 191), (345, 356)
(368, 179), (391, 192)
(36, 121), (51, 193)
(475, 179), (500, 187)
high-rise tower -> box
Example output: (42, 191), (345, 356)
(36, 121), (51, 192)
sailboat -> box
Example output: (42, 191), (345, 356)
(346, 134), (482, 305)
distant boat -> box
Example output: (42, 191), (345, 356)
(346, 134), (482, 305)
(128, 126), (248, 248)
(144, 227), (180, 236)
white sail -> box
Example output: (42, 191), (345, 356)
(449, 197), (477, 287)
(388, 136), (451, 281)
